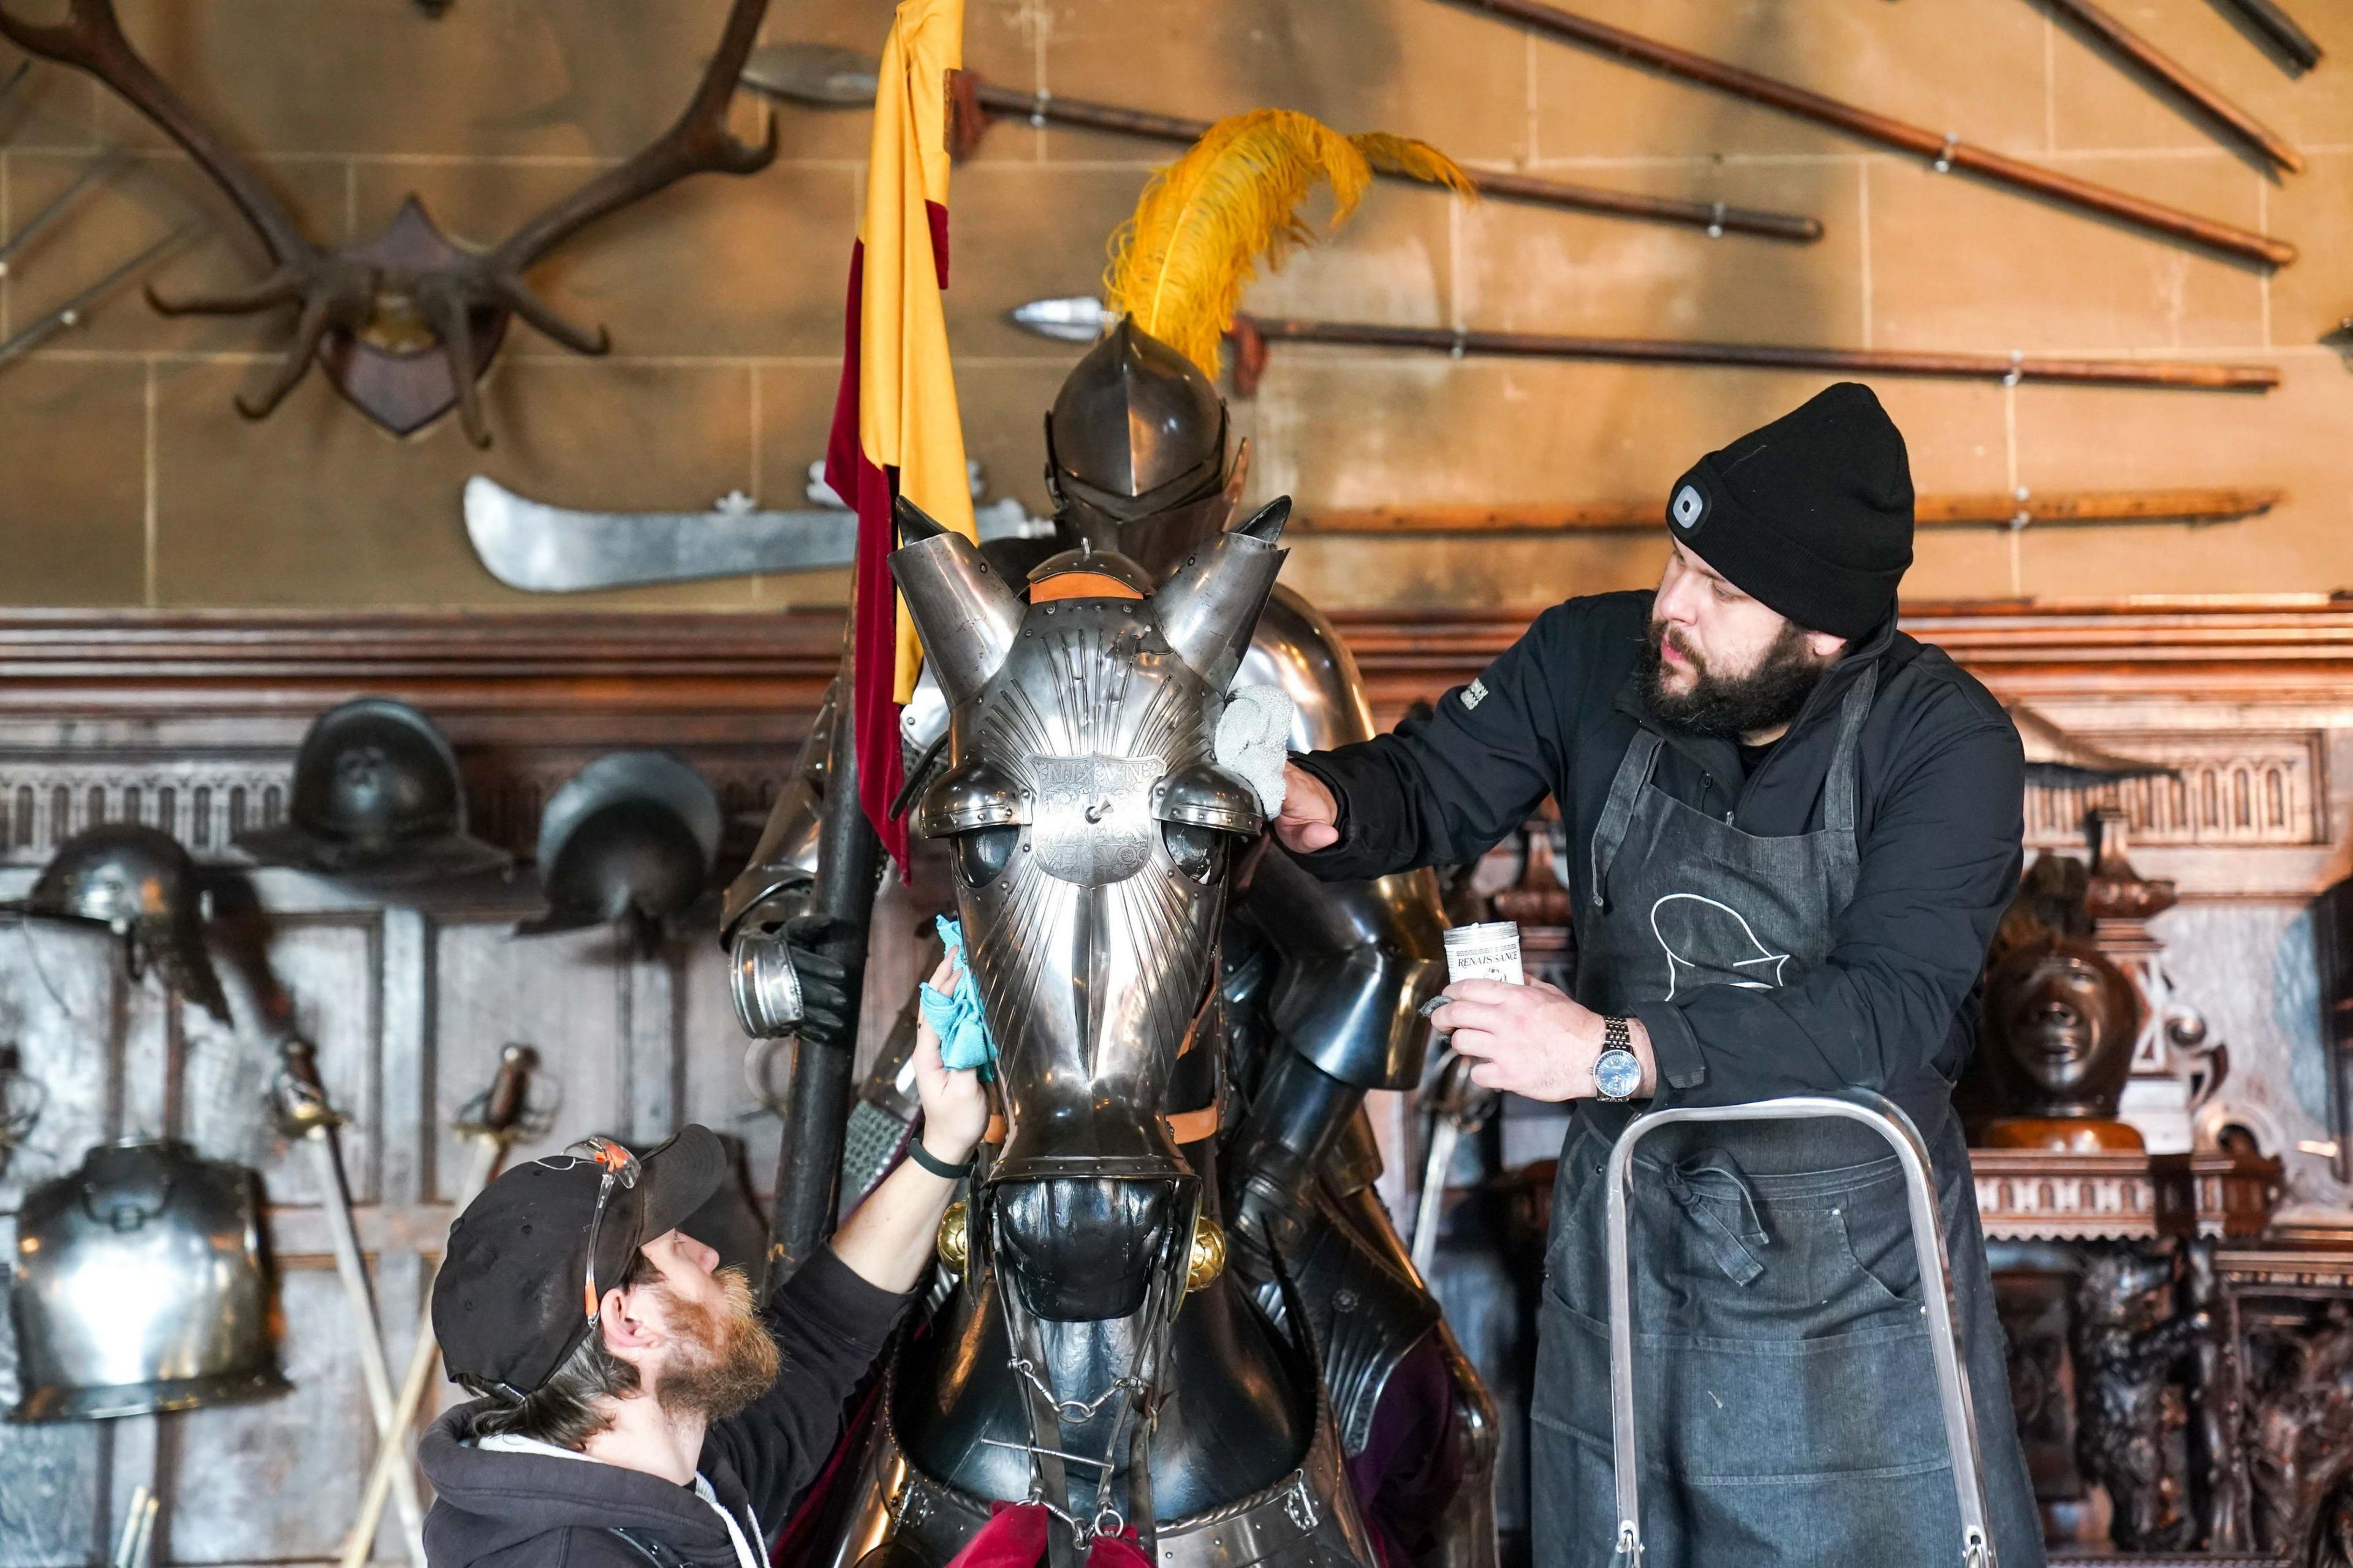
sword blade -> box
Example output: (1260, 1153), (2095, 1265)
(463, 476), (861, 593)
(1411, 1119), (1463, 1277)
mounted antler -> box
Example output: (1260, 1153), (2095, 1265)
(0, 0), (776, 445)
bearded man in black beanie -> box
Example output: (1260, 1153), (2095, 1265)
(1275, 383), (2042, 1567)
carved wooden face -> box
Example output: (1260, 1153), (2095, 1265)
(1989, 935), (2142, 1116)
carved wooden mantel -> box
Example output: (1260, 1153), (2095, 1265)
(1972, 1148), (2284, 1242)
(0, 609), (842, 866)
(0, 599), (2345, 889)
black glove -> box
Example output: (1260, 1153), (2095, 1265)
(779, 912), (857, 1052)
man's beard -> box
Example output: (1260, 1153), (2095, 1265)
(1638, 618), (1835, 740)
(654, 1267), (779, 1422)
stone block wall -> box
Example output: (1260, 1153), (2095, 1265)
(1, 0), (2346, 611)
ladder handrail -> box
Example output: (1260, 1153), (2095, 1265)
(1601, 1091), (1995, 1567)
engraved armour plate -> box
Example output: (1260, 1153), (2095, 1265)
(1029, 754), (1161, 885)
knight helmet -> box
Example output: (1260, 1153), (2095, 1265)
(237, 697), (510, 885)
(1044, 317), (1239, 579)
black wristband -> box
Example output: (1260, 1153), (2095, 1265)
(906, 1138), (973, 1180)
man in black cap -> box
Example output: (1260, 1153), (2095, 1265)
(417, 980), (988, 1568)
(1273, 384), (2043, 1566)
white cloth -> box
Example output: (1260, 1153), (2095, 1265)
(473, 1433), (760, 1568)
(1214, 683), (1295, 819)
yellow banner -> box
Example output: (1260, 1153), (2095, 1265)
(857, 0), (976, 702)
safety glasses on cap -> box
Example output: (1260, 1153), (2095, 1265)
(540, 1136), (640, 1322)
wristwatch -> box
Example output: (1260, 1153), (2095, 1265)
(1592, 1017), (1643, 1102)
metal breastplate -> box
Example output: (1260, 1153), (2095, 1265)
(9, 1138), (287, 1422)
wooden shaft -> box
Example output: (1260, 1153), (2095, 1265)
(1466, 167), (1820, 241)
(1238, 315), (2281, 391)
(966, 79), (1822, 242)
(2042, 0), (2302, 173)
(765, 649), (882, 1290)
(2218, 0), (2322, 71)
(1296, 487), (2285, 536)
(1441, 0), (2297, 268)
(340, 1131), (511, 1568)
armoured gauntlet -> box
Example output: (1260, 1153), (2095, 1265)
(730, 909), (858, 1050)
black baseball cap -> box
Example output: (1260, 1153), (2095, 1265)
(433, 1124), (726, 1399)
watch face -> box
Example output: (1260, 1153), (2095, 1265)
(1594, 1048), (1643, 1100)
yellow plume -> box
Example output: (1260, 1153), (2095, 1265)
(1349, 132), (1479, 199)
(1104, 110), (1473, 379)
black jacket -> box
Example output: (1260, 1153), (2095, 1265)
(1289, 591), (2024, 1134)
(419, 1248), (907, 1568)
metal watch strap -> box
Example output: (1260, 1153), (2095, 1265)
(1594, 1017), (1636, 1102)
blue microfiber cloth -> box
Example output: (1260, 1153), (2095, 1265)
(919, 915), (998, 1078)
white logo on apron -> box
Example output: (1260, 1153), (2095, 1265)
(1649, 892), (1790, 1001)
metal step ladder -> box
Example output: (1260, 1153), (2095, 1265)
(1599, 1091), (1997, 1567)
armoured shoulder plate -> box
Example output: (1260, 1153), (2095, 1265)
(1226, 587), (1449, 1091)
(1237, 588), (1379, 751)
(9, 1139), (287, 1421)
(721, 678), (838, 942)
(898, 662), (950, 770)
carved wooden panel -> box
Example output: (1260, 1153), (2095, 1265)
(0, 750), (797, 869)
(2022, 733), (2327, 850)
(0, 759), (289, 863)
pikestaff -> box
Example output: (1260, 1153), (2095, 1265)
(1224, 312), (2281, 395)
(1297, 487), (2287, 536)
(1434, 0), (2297, 268)
(760, 643), (887, 1287)
(740, 40), (1825, 244)
(2218, 0), (2322, 72)
(2038, 0), (2302, 175)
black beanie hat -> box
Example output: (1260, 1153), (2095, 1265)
(1662, 382), (1914, 640)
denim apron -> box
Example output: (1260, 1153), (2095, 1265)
(1529, 665), (2045, 1568)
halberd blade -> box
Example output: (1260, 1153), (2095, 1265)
(739, 42), (882, 107)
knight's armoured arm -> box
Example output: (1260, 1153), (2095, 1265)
(1223, 592), (1449, 1257)
(725, 668), (952, 1046)
(722, 678), (853, 1044)
(1226, 851), (1447, 1249)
